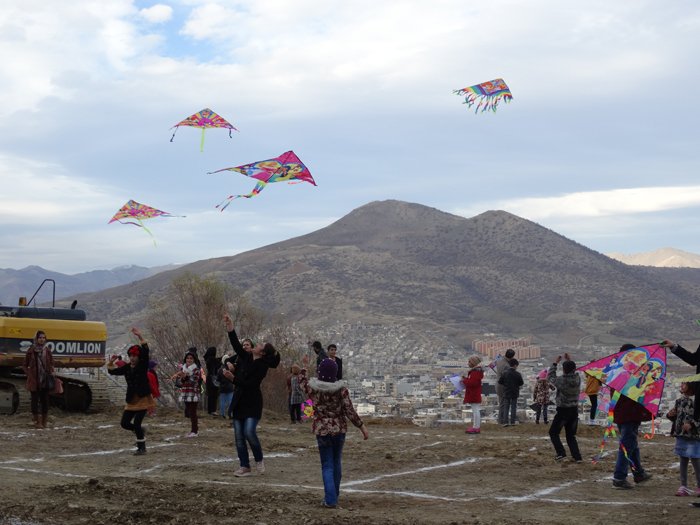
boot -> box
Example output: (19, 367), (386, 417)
(134, 439), (146, 455)
(32, 413), (40, 429)
(40, 413), (48, 429)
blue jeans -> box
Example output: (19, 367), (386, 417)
(614, 422), (644, 480)
(504, 397), (518, 424)
(317, 433), (346, 506)
(233, 417), (262, 468)
(219, 392), (233, 417)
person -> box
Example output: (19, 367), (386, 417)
(287, 364), (304, 424)
(217, 356), (235, 419)
(498, 358), (523, 426)
(300, 355), (368, 509)
(612, 343), (652, 489)
(495, 349), (516, 424)
(666, 382), (700, 496)
(204, 346), (220, 416)
(311, 341), (328, 370)
(327, 344), (343, 380)
(547, 353), (582, 462)
(223, 313), (280, 477)
(23, 330), (55, 429)
(532, 369), (554, 424)
(584, 363), (602, 424)
(172, 348), (202, 438)
(662, 340), (700, 420)
(461, 355), (484, 434)
(107, 328), (154, 455)
(147, 360), (161, 416)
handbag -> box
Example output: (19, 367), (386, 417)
(52, 377), (64, 395)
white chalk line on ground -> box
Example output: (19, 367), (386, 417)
(343, 457), (488, 487)
(57, 442), (178, 458)
(0, 465), (88, 478)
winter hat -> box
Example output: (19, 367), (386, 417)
(127, 345), (140, 357)
(537, 369), (548, 380)
(148, 360), (157, 370)
(467, 355), (481, 368)
(318, 358), (338, 382)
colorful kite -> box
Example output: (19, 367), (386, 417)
(210, 150), (316, 210)
(578, 344), (667, 465)
(454, 78), (513, 113)
(109, 199), (184, 244)
(170, 108), (238, 152)
(301, 399), (314, 421)
(442, 374), (465, 396)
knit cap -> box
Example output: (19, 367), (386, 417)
(318, 358), (338, 382)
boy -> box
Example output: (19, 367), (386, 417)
(548, 353), (582, 462)
(498, 358), (523, 426)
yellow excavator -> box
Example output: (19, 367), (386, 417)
(0, 279), (108, 414)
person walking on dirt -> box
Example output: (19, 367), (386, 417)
(299, 355), (368, 508)
(107, 327), (154, 455)
(223, 313), (280, 477)
(23, 330), (55, 429)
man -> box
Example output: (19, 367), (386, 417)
(327, 344), (343, 380)
(495, 349), (515, 424)
(310, 341), (328, 370)
(548, 353), (582, 462)
(611, 343), (653, 489)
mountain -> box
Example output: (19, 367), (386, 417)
(64, 200), (700, 350)
(607, 248), (700, 268)
(0, 264), (181, 306)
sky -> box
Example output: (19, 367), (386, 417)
(1, 0), (699, 274)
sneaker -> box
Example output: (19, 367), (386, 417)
(613, 479), (633, 489)
(256, 460), (265, 474)
(185, 432), (198, 438)
(234, 467), (252, 477)
(676, 486), (694, 497)
(554, 455), (566, 461)
(321, 501), (337, 509)
(502, 423), (511, 427)
(634, 472), (652, 484)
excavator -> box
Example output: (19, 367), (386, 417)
(0, 279), (109, 415)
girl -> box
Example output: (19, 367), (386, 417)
(23, 330), (55, 429)
(533, 369), (555, 424)
(461, 355), (484, 434)
(287, 364), (304, 424)
(300, 356), (368, 508)
(107, 327), (154, 455)
(172, 348), (202, 438)
(666, 382), (700, 496)
(223, 313), (280, 477)
(217, 357), (235, 419)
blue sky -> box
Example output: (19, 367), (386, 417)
(1, 0), (699, 273)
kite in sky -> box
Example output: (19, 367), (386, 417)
(109, 199), (183, 244)
(578, 344), (667, 464)
(170, 108), (238, 152)
(210, 150), (317, 211)
(454, 78), (513, 113)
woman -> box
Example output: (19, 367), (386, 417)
(203, 346), (220, 416)
(107, 327), (154, 455)
(300, 355), (368, 509)
(23, 330), (55, 429)
(327, 344), (343, 380)
(223, 313), (280, 477)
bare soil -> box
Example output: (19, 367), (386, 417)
(0, 408), (697, 524)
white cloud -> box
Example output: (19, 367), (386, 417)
(454, 186), (700, 221)
(139, 4), (173, 24)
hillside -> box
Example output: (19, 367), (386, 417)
(66, 200), (700, 349)
(607, 247), (700, 268)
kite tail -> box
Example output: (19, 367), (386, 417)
(170, 128), (178, 143)
(228, 129), (233, 139)
(200, 128), (206, 153)
(643, 413), (656, 440)
(216, 182), (268, 211)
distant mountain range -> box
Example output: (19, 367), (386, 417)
(0, 264), (180, 306)
(64, 200), (700, 350)
(607, 248), (700, 268)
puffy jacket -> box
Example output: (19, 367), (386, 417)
(548, 363), (580, 408)
(498, 367), (523, 398)
(462, 367), (484, 404)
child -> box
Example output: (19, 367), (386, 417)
(584, 364), (602, 424)
(146, 360), (161, 416)
(462, 355), (484, 434)
(217, 357), (235, 419)
(172, 348), (202, 437)
(533, 369), (554, 424)
(107, 328), (154, 455)
(548, 353), (582, 462)
(498, 358), (523, 426)
(287, 364), (304, 424)
(666, 382), (700, 496)
(299, 356), (368, 508)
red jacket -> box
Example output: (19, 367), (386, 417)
(462, 367), (484, 404)
(147, 370), (160, 399)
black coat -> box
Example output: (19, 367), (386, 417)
(108, 343), (151, 404)
(672, 344), (700, 419)
(227, 330), (280, 420)
(498, 367), (524, 398)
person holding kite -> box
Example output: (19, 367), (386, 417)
(662, 340), (700, 420)
(547, 353), (583, 462)
(666, 382), (700, 496)
(462, 355), (484, 434)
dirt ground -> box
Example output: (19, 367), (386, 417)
(1, 407), (698, 525)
